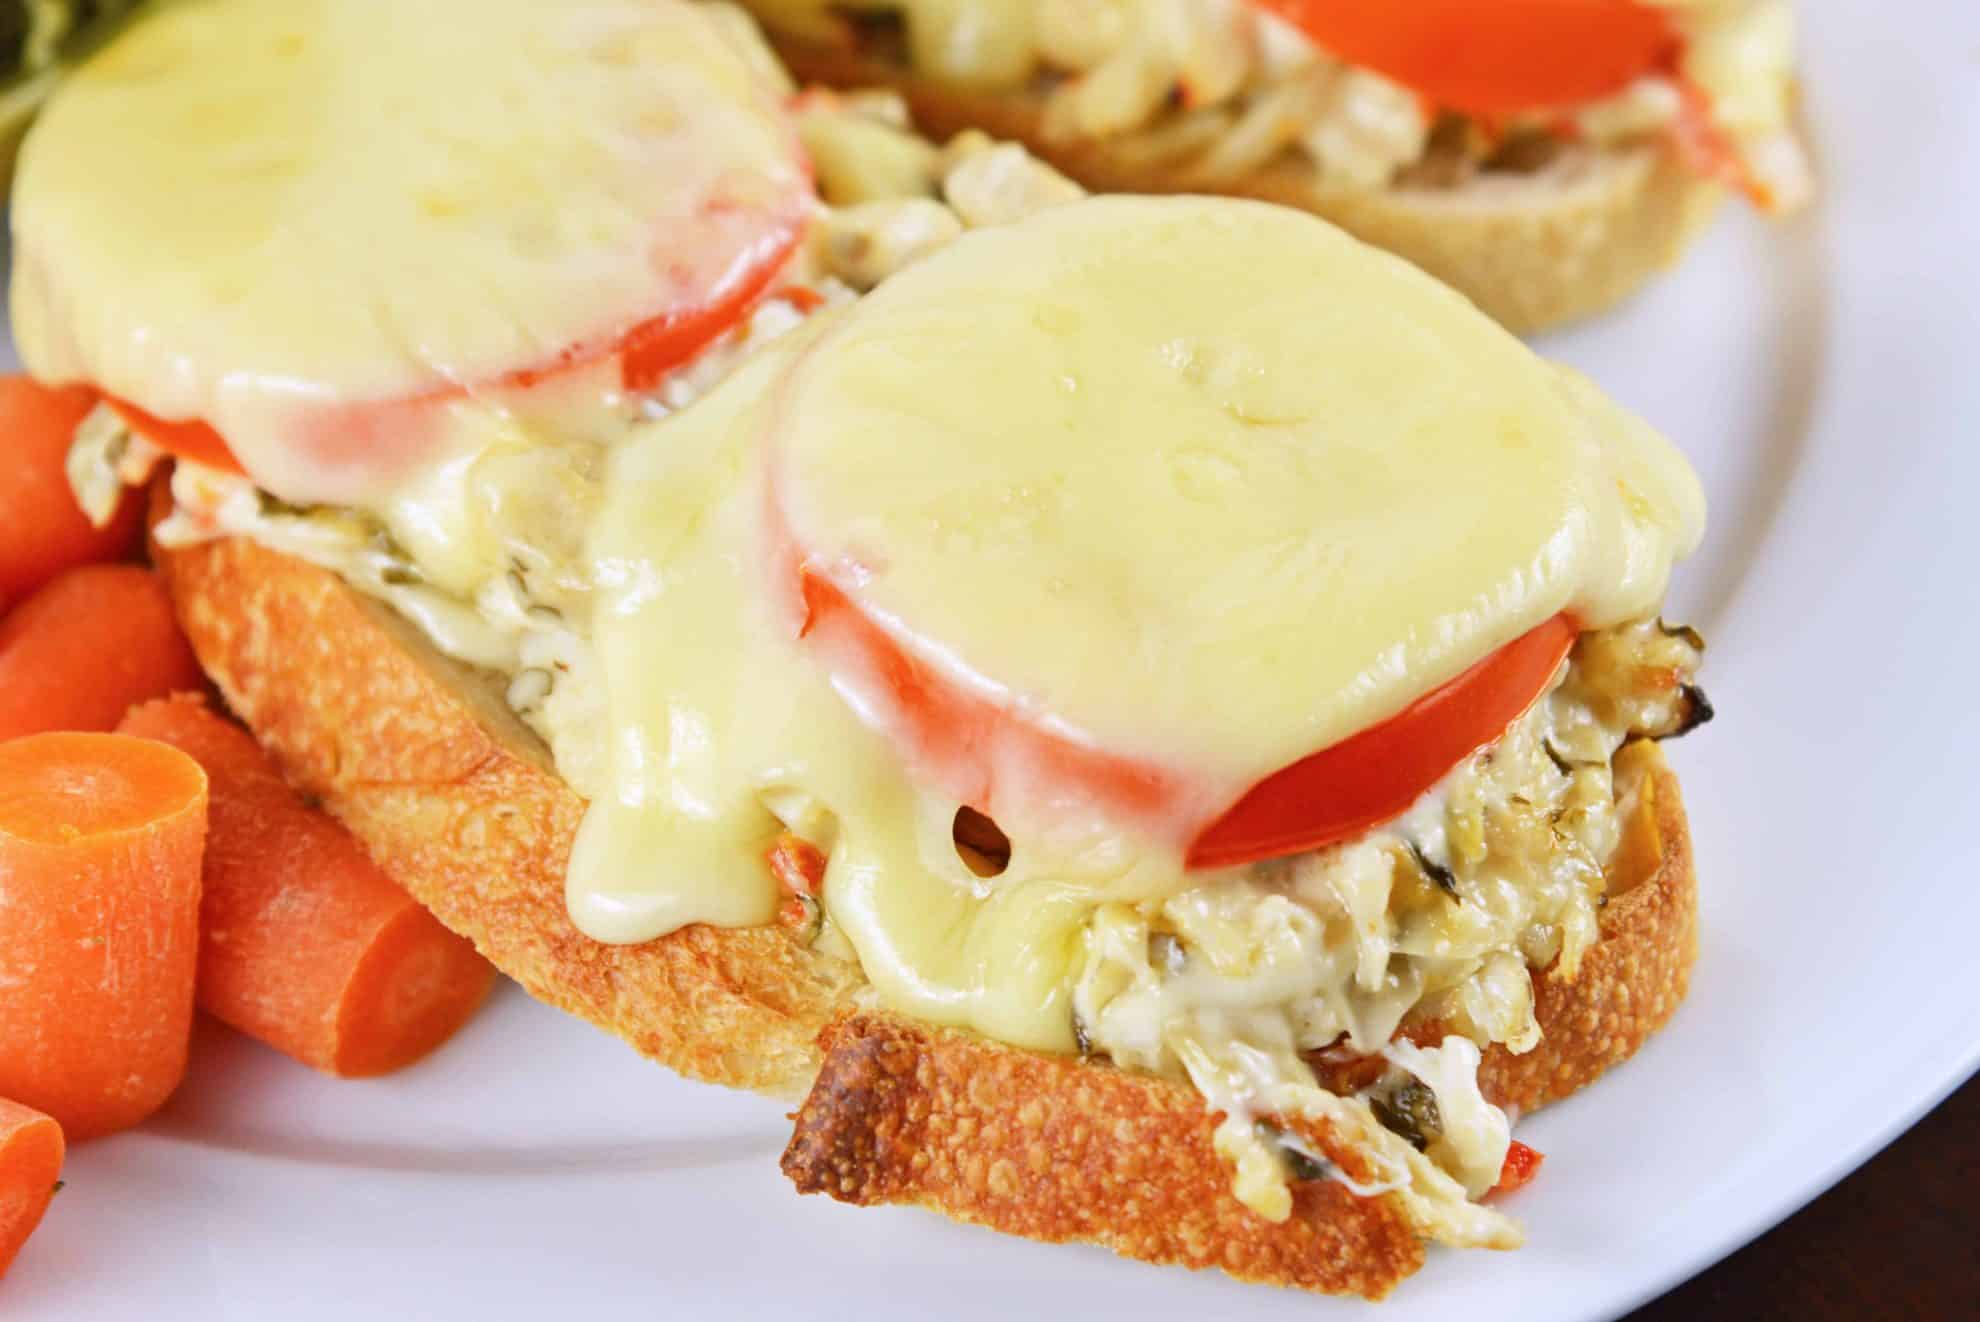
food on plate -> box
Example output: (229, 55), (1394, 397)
(0, 731), (207, 1141)
(0, 563), (202, 740)
(119, 695), (496, 1077)
(739, 0), (1812, 330)
(0, 1098), (64, 1280)
(0, 375), (140, 609)
(12, 0), (1712, 1297)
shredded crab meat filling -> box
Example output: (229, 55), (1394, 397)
(1066, 617), (1705, 1230)
(746, 0), (1809, 209)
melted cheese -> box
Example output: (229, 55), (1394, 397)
(773, 196), (1703, 839)
(10, 0), (807, 505)
(577, 195), (1704, 1060)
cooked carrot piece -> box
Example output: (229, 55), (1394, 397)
(0, 377), (141, 610)
(0, 733), (207, 1141)
(0, 564), (204, 740)
(0, 1099), (65, 1280)
(118, 696), (496, 1076)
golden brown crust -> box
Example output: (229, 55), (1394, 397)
(160, 521), (1698, 1296)
(1471, 739), (1697, 1113)
(784, 1013), (1427, 1300)
(781, 745), (1697, 1295)
(777, 41), (1722, 334)
(156, 527), (860, 1097)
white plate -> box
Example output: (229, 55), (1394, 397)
(8, 5), (1978, 1318)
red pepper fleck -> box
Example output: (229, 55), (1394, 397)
(766, 833), (827, 897)
(1491, 1139), (1545, 1198)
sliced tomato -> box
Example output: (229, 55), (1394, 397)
(1253, 0), (1679, 116)
(778, 459), (1576, 866)
(105, 398), (246, 476)
(792, 565), (1187, 830)
(1189, 614), (1576, 868)
(104, 219), (804, 482)
(534, 220), (804, 394)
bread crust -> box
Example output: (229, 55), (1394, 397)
(157, 526), (860, 1097)
(784, 1012), (1428, 1298)
(776, 41), (1723, 334)
(782, 742), (1695, 1297)
(158, 526), (1697, 1295)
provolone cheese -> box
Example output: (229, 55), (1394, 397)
(772, 196), (1704, 841)
(576, 196), (1704, 1058)
(11, 0), (807, 504)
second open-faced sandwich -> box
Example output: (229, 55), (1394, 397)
(741, 0), (1813, 330)
(12, 0), (1712, 1298)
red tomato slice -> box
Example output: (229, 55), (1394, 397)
(105, 219), (804, 479)
(792, 565), (1190, 830)
(105, 398), (247, 476)
(1188, 614), (1577, 868)
(1253, 0), (1679, 116)
(777, 460), (1578, 867)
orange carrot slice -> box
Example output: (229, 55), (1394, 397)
(119, 696), (496, 1076)
(0, 1099), (65, 1280)
(0, 377), (142, 611)
(0, 732), (207, 1141)
(0, 564), (204, 741)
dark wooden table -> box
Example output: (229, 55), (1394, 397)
(1624, 1073), (1977, 1319)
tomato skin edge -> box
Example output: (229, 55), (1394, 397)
(105, 398), (247, 476)
(779, 440), (1577, 873)
(99, 214), (806, 485)
(1251, 0), (1681, 118)
(1187, 614), (1578, 869)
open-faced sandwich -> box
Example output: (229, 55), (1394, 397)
(12, 0), (1712, 1298)
(740, 0), (1812, 330)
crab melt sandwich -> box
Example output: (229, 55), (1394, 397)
(11, 0), (1712, 1298)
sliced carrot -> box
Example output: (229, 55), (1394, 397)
(0, 376), (142, 610)
(118, 696), (496, 1076)
(0, 732), (207, 1141)
(0, 1099), (65, 1280)
(0, 564), (205, 741)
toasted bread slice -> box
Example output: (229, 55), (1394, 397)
(156, 518), (854, 1098)
(784, 740), (1694, 1297)
(773, 41), (1723, 334)
(155, 522), (1697, 1296)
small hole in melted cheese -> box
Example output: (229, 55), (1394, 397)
(952, 806), (1012, 877)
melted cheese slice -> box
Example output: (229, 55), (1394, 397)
(10, 0), (806, 505)
(773, 195), (1704, 837)
(578, 327), (1141, 1050)
(577, 195), (1704, 1055)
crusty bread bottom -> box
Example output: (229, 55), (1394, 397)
(776, 41), (1724, 335)
(158, 526), (1696, 1297)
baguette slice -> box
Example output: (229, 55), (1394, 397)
(155, 516), (1697, 1298)
(775, 40), (1724, 334)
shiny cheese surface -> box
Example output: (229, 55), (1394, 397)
(578, 195), (1704, 1053)
(773, 196), (1705, 838)
(577, 330), (1121, 1049)
(10, 0), (806, 504)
